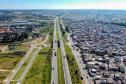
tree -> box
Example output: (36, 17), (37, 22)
(65, 25), (70, 33)
(26, 25), (33, 32)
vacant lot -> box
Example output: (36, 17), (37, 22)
(0, 71), (10, 81)
(0, 55), (22, 70)
(22, 47), (52, 84)
(0, 43), (30, 80)
(13, 48), (38, 80)
(0, 51), (23, 81)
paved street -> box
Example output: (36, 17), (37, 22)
(58, 18), (72, 84)
(51, 18), (58, 84)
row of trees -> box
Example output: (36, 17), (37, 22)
(0, 25), (42, 43)
(0, 32), (28, 43)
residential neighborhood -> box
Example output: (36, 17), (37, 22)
(62, 11), (126, 84)
(0, 9), (126, 84)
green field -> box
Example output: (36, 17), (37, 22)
(0, 44), (28, 80)
(56, 28), (59, 39)
(13, 48), (38, 80)
(0, 71), (10, 81)
(62, 33), (68, 43)
(40, 27), (52, 34)
(64, 44), (82, 84)
(22, 47), (52, 84)
(48, 28), (54, 44)
(16, 43), (29, 52)
(0, 55), (22, 70)
(0, 43), (29, 54)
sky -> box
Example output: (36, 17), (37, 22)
(0, 0), (126, 10)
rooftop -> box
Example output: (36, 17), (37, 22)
(0, 28), (12, 33)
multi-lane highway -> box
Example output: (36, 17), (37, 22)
(57, 18), (72, 84)
(51, 18), (58, 84)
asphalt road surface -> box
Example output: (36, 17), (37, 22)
(51, 18), (58, 84)
(58, 18), (72, 84)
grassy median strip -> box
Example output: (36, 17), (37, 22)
(57, 47), (65, 84)
(12, 48), (38, 80)
(56, 28), (59, 39)
(64, 44), (82, 84)
(22, 47), (52, 84)
(56, 22), (65, 84)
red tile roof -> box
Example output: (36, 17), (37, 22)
(0, 28), (12, 33)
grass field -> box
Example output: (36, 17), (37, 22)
(0, 43), (29, 54)
(64, 44), (82, 84)
(0, 56), (22, 70)
(16, 43), (29, 52)
(22, 47), (52, 84)
(0, 46), (24, 81)
(0, 71), (10, 81)
(40, 27), (52, 34)
(62, 33), (68, 43)
(13, 48), (38, 80)
(0, 38), (33, 82)
(56, 28), (59, 39)
(48, 28), (54, 44)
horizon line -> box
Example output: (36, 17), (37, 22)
(0, 8), (126, 11)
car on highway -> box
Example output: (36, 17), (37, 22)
(54, 52), (56, 56)
(63, 56), (65, 59)
(81, 75), (84, 80)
